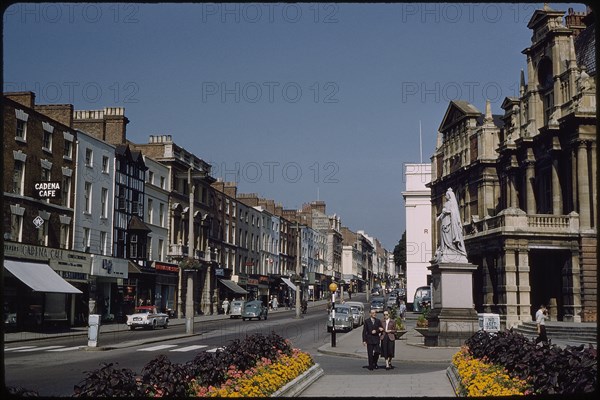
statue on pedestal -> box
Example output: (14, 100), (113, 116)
(434, 188), (468, 264)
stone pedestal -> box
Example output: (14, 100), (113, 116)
(423, 261), (479, 347)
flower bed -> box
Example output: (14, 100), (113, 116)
(189, 348), (314, 397)
(451, 347), (532, 396)
(450, 330), (597, 396)
(65, 332), (315, 398)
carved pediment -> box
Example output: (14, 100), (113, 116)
(438, 101), (481, 133)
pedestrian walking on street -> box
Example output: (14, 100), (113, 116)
(380, 310), (397, 370)
(362, 309), (384, 370)
(222, 298), (230, 315)
(535, 304), (548, 345)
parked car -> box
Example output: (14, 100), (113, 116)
(344, 301), (365, 327)
(387, 293), (398, 308)
(327, 304), (354, 332)
(241, 300), (268, 321)
(370, 297), (385, 313)
(126, 306), (169, 330)
(229, 300), (245, 319)
(371, 287), (381, 296)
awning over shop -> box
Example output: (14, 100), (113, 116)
(281, 277), (297, 291)
(219, 279), (248, 294)
(4, 260), (82, 294)
(128, 261), (143, 274)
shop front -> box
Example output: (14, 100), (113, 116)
(3, 242), (90, 330)
(250, 274), (269, 305)
(231, 273), (249, 301)
(308, 272), (328, 301)
(90, 255), (128, 323)
(154, 261), (179, 316)
(217, 267), (248, 306)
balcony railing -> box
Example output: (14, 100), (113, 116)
(167, 244), (188, 258)
(466, 210), (580, 236)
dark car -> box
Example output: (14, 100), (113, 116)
(370, 297), (385, 313)
(241, 300), (268, 321)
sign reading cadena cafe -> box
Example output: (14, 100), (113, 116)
(34, 181), (61, 198)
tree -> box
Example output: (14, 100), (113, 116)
(393, 231), (406, 277)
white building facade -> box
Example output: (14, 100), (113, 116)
(401, 163), (432, 308)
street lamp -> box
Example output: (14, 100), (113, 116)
(329, 282), (338, 347)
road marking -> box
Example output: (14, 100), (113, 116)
(14, 346), (64, 352)
(206, 347), (225, 353)
(138, 344), (178, 352)
(5, 346), (36, 351)
(48, 346), (83, 352)
(170, 345), (207, 352)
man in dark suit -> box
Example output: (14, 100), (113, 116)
(362, 309), (384, 370)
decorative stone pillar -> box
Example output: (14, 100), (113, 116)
(516, 249), (531, 323)
(502, 247), (520, 328)
(577, 141), (591, 228)
(551, 154), (562, 215)
(525, 160), (536, 214)
(565, 252), (582, 322)
(591, 142), (597, 222)
(571, 147), (578, 214)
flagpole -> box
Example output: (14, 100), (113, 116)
(419, 120), (423, 164)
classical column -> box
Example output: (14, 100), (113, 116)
(502, 247), (520, 329)
(509, 172), (518, 208)
(591, 142), (597, 224)
(571, 147), (578, 214)
(566, 252), (582, 322)
(551, 155), (562, 215)
(516, 249), (531, 323)
(525, 160), (536, 214)
(577, 141), (591, 228)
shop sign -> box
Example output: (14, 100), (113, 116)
(91, 255), (127, 278)
(247, 278), (259, 286)
(155, 262), (179, 273)
(34, 181), (61, 198)
(215, 268), (225, 276)
(4, 242), (90, 268)
(60, 271), (88, 281)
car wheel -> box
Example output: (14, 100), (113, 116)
(327, 326), (332, 333)
(242, 317), (246, 321)
(163, 319), (168, 329)
(151, 320), (157, 330)
(264, 314), (267, 320)
(129, 326), (135, 331)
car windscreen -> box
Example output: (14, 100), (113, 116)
(334, 307), (349, 314)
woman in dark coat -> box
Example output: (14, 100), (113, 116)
(380, 311), (397, 370)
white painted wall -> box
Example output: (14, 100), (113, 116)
(402, 163), (432, 307)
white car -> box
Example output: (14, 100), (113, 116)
(344, 301), (365, 327)
(126, 306), (169, 330)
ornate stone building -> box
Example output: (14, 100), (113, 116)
(429, 6), (596, 328)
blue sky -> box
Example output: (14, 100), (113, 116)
(3, 2), (588, 250)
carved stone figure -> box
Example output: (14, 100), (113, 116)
(434, 188), (468, 263)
